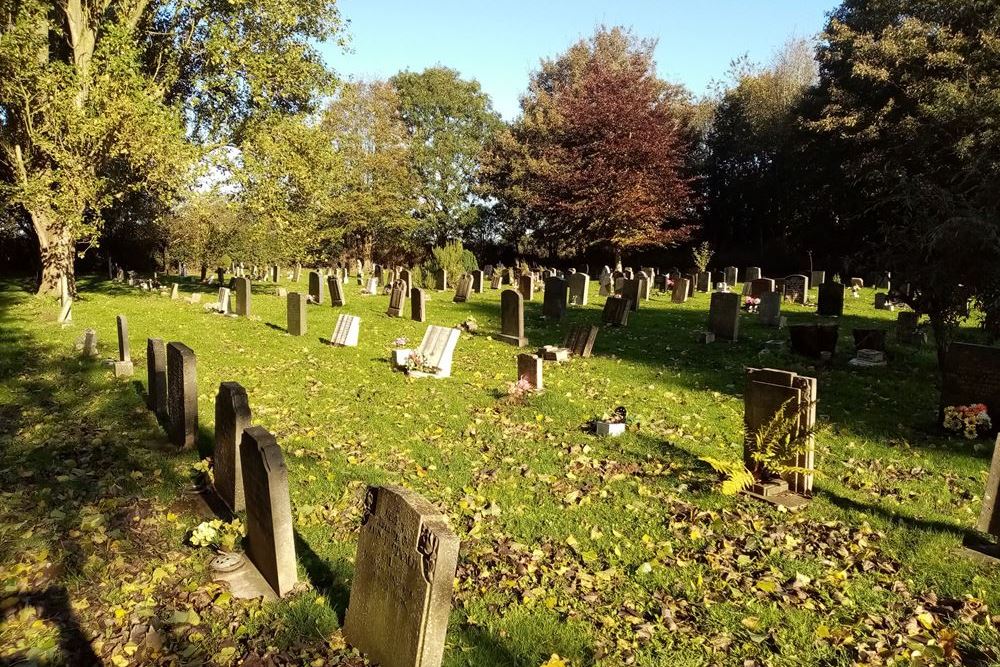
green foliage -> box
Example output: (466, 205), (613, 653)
(747, 397), (815, 482)
(691, 241), (714, 272)
(426, 240), (471, 283)
(462, 249), (480, 273)
(699, 457), (755, 495)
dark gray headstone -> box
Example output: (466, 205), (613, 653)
(287, 292), (307, 335)
(784, 275), (809, 304)
(745, 267), (762, 282)
(518, 274), (534, 301)
(621, 278), (641, 312)
(387, 280), (407, 317)
(724, 266), (739, 285)
(977, 435), (1000, 537)
(411, 287), (426, 322)
(542, 276), (568, 319)
(116, 314), (130, 362)
(696, 271), (710, 293)
(471, 270), (484, 293)
(708, 292), (741, 341)
(671, 278), (689, 303)
(749, 278), (776, 299)
(817, 281), (845, 317)
(146, 338), (167, 418)
(453, 274), (473, 303)
(758, 291), (782, 327)
(308, 271), (323, 305)
(434, 269), (448, 291)
(167, 342), (197, 449)
(329, 275), (345, 307)
(498, 289), (527, 347)
(563, 324), (598, 358)
(941, 343), (1000, 421)
(215, 382), (252, 512)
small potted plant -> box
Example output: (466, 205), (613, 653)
(593, 406), (627, 437)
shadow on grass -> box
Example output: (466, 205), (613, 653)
(0, 587), (101, 666)
(819, 487), (978, 541)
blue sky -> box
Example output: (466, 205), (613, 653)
(320, 0), (839, 119)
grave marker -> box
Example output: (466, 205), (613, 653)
(146, 338), (167, 418)
(724, 266), (739, 285)
(817, 281), (845, 317)
(387, 280), (407, 317)
(471, 270), (484, 293)
(941, 343), (1000, 421)
(411, 287), (426, 322)
(749, 278), (775, 299)
(621, 278), (641, 312)
(783, 274), (809, 304)
(563, 324), (599, 358)
(708, 292), (741, 342)
(114, 314), (134, 377)
(696, 271), (710, 293)
(287, 292), (307, 335)
(758, 291), (782, 327)
(215, 382), (252, 512)
(517, 353), (543, 390)
(453, 274), (473, 303)
(308, 271), (323, 305)
(542, 276), (568, 319)
(399, 269), (413, 294)
(671, 278), (690, 303)
(330, 314), (361, 347)
(497, 289), (527, 347)
(568, 272), (589, 306)
(745, 267), (762, 282)
(810, 271), (826, 287)
(329, 275), (346, 307)
(435, 269), (448, 291)
(602, 295), (631, 326)
(167, 342), (197, 449)
(403, 326), (461, 379)
(234, 277), (251, 317)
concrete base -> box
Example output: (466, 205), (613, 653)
(211, 553), (277, 601)
(961, 535), (1000, 564)
(697, 331), (716, 344)
(496, 334), (528, 348)
(113, 360), (134, 378)
(743, 481), (810, 511)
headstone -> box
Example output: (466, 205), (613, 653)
(234, 277), (251, 317)
(941, 343), (1000, 421)
(403, 326), (461, 379)
(874, 293), (890, 310)
(758, 291), (782, 327)
(850, 277), (864, 289)
(343, 485), (459, 667)
(671, 278), (690, 303)
(876, 272), (891, 291)
(696, 271), (710, 293)
(366, 277), (379, 294)
(976, 435), (1000, 538)
(783, 275), (809, 304)
(435, 269), (448, 291)
(240, 426), (297, 597)
(897, 311), (922, 345)
(638, 273), (651, 300)
(810, 271), (826, 287)
(542, 277), (568, 320)
(114, 314), (134, 377)
(271, 265), (279, 283)
(788, 324), (839, 358)
(517, 274), (534, 301)
(399, 269), (413, 294)
(453, 274), (473, 303)
(216, 268), (225, 285)
(411, 287), (427, 322)
(563, 324), (599, 358)
(745, 267), (762, 282)
(167, 342), (197, 449)
(330, 314), (361, 347)
(724, 266), (739, 286)
(817, 281), (845, 317)
(568, 273), (589, 306)
(276, 287), (287, 298)
(853, 328), (887, 352)
(215, 382), (252, 512)
(598, 272), (613, 297)
(708, 292), (741, 342)
(170, 283), (179, 300)
(292, 263), (301, 283)
(497, 289), (527, 347)
(602, 295), (630, 326)
(329, 276), (346, 307)
(471, 270), (484, 294)
(621, 278), (641, 312)
(146, 338), (167, 418)
(517, 354), (543, 390)
(217, 287), (231, 315)
(744, 368), (817, 498)
(489, 273), (501, 290)
(749, 278), (776, 299)
(386, 280), (407, 317)
(307, 271), (323, 305)
(287, 292), (307, 335)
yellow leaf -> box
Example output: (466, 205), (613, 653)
(539, 655), (567, 667)
(916, 611), (934, 629)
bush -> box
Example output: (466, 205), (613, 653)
(462, 249), (479, 272)
(426, 240), (471, 283)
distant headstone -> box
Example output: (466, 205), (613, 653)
(435, 269), (448, 291)
(496, 289), (527, 347)
(399, 269), (413, 294)
(170, 283), (179, 300)
(270, 265), (279, 283)
(489, 273), (501, 290)
(517, 354), (543, 390)
(453, 274), (473, 303)
(217, 287), (231, 315)
(240, 426), (297, 597)
(817, 281), (845, 317)
(758, 291), (782, 327)
(146, 338), (167, 418)
(852, 328), (887, 352)
(215, 382), (252, 512)
(167, 342), (197, 449)
(749, 278), (776, 299)
(515, 274), (533, 302)
(810, 271), (826, 287)
(308, 271), (323, 305)
(343, 485), (459, 667)
(411, 287), (427, 322)
(568, 272), (589, 306)
(287, 292), (307, 335)
(671, 278), (690, 303)
(621, 278), (641, 312)
(876, 272), (891, 291)
(724, 266), (739, 285)
(113, 314), (134, 377)
(783, 275), (809, 304)
(745, 267), (762, 282)
(694, 271), (709, 293)
(563, 324), (599, 358)
(234, 277), (251, 317)
(386, 280), (407, 317)
(708, 292), (741, 342)
(638, 273), (651, 300)
(292, 263), (301, 283)
(330, 314), (361, 347)
(850, 277), (864, 289)
(874, 293), (890, 310)
(365, 277), (379, 294)
(789, 324), (839, 358)
(542, 276), (568, 319)
(471, 270), (484, 293)
(329, 276), (346, 307)
(602, 295), (630, 326)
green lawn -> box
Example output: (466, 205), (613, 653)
(2, 274), (999, 666)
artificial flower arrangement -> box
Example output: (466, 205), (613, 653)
(943, 404), (992, 439)
(506, 376), (536, 402)
(743, 296), (761, 313)
(405, 350), (440, 375)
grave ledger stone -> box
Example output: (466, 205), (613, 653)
(330, 314), (361, 347)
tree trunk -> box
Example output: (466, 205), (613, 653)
(32, 209), (75, 297)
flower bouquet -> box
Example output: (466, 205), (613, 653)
(943, 404), (992, 439)
(743, 296), (761, 313)
(405, 351), (440, 376)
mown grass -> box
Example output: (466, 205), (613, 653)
(1, 272), (999, 666)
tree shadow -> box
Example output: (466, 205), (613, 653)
(818, 487), (978, 541)
(0, 587), (101, 666)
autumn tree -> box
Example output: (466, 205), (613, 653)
(484, 27), (696, 265)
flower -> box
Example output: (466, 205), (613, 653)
(392, 337), (408, 347)
(943, 404), (991, 439)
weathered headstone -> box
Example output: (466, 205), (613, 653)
(745, 267), (762, 282)
(817, 281), (845, 317)
(167, 342), (197, 449)
(976, 435), (1000, 539)
(411, 287), (426, 322)
(563, 324), (599, 358)
(287, 292), (307, 335)
(708, 292), (741, 342)
(850, 277), (864, 289)
(170, 283), (179, 300)
(217, 287), (231, 315)
(568, 272), (589, 306)
(146, 338), (167, 418)
(240, 426), (297, 597)
(724, 266), (739, 286)
(810, 271), (826, 287)
(330, 314), (361, 347)
(435, 269), (448, 291)
(365, 277), (379, 294)
(270, 265), (279, 283)
(671, 278), (690, 303)
(749, 278), (776, 299)
(387, 280), (407, 317)
(602, 295), (630, 326)
(114, 314), (134, 377)
(308, 271), (323, 305)
(758, 291), (782, 327)
(517, 353), (543, 390)
(234, 277), (251, 317)
(329, 275), (346, 307)
(542, 276), (568, 320)
(621, 278), (641, 312)
(471, 270), (484, 294)
(489, 273), (501, 290)
(783, 275), (809, 304)
(515, 274), (533, 302)
(490, 290), (526, 348)
(638, 273), (651, 300)
(215, 382), (252, 512)
(343, 485), (459, 667)
(453, 274), (473, 303)
(292, 263), (301, 283)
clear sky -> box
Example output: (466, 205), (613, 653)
(319, 0), (839, 119)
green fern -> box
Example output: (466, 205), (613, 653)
(748, 396), (816, 481)
(700, 456), (755, 495)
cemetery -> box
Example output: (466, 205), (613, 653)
(2, 1), (1000, 666)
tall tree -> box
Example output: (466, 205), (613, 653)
(484, 27), (697, 264)
(390, 67), (500, 246)
(0, 0), (344, 294)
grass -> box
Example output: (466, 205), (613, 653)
(1, 272), (999, 666)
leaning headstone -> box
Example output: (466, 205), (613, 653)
(329, 275), (346, 307)
(215, 382), (252, 512)
(783, 275), (809, 304)
(563, 324), (599, 358)
(497, 289), (527, 347)
(708, 292), (741, 342)
(287, 292), (307, 336)
(568, 272), (589, 306)
(724, 266), (739, 286)
(435, 269), (448, 291)
(330, 314), (361, 347)
(519, 274), (535, 301)
(542, 276), (568, 319)
(308, 271), (323, 305)
(671, 278), (690, 303)
(170, 283), (179, 300)
(411, 287), (426, 322)
(343, 485), (459, 667)
(167, 342), (197, 449)
(602, 295), (631, 326)
(402, 326), (461, 379)
(758, 291), (782, 327)
(745, 267), (762, 282)
(517, 354), (543, 390)
(234, 277), (251, 317)
(621, 278), (641, 312)
(387, 280), (407, 317)
(471, 270), (484, 294)
(453, 274), (473, 303)
(114, 314), (134, 377)
(240, 426), (297, 598)
(975, 435), (1000, 539)
(146, 338), (167, 418)
(816, 281), (845, 317)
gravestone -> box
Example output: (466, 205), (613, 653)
(598, 273), (613, 297)
(696, 271), (710, 293)
(146, 338), (167, 418)
(568, 272), (589, 306)
(708, 292), (741, 342)
(411, 287), (427, 322)
(783, 275), (809, 304)
(271, 265), (279, 283)
(518, 274), (534, 301)
(602, 295), (630, 326)
(366, 277), (379, 294)
(897, 311), (922, 345)
(329, 276), (346, 307)
(563, 324), (599, 358)
(453, 274), (473, 303)
(638, 273), (651, 300)
(240, 426), (297, 597)
(404, 326), (461, 379)
(81, 329), (98, 357)
(497, 289), (527, 347)
(170, 283), (179, 300)
(788, 324), (839, 358)
(215, 382), (252, 512)
(874, 293), (890, 310)
(517, 354), (543, 390)
(976, 435), (1000, 539)
(724, 266), (739, 286)
(217, 268), (225, 284)
(287, 292), (307, 335)
(167, 342), (197, 449)
(810, 271), (825, 287)
(671, 278), (690, 303)
(234, 277), (251, 317)
(399, 269), (413, 294)
(217, 287), (231, 315)
(621, 278), (641, 312)
(542, 277), (568, 320)
(941, 343), (1000, 420)
(330, 314), (361, 347)
(435, 269), (448, 291)
(853, 328), (887, 352)
(817, 281), (845, 317)
(489, 273), (501, 290)
(308, 271), (323, 305)
(876, 272), (891, 290)
(744, 368), (817, 503)
(471, 270), (484, 293)
(745, 267), (762, 282)
(292, 264), (301, 283)
(758, 291), (782, 327)
(343, 486), (459, 667)
(113, 315), (134, 377)
(749, 278), (776, 299)
(387, 280), (407, 317)
(850, 277), (864, 288)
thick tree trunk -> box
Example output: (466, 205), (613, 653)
(32, 209), (75, 297)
